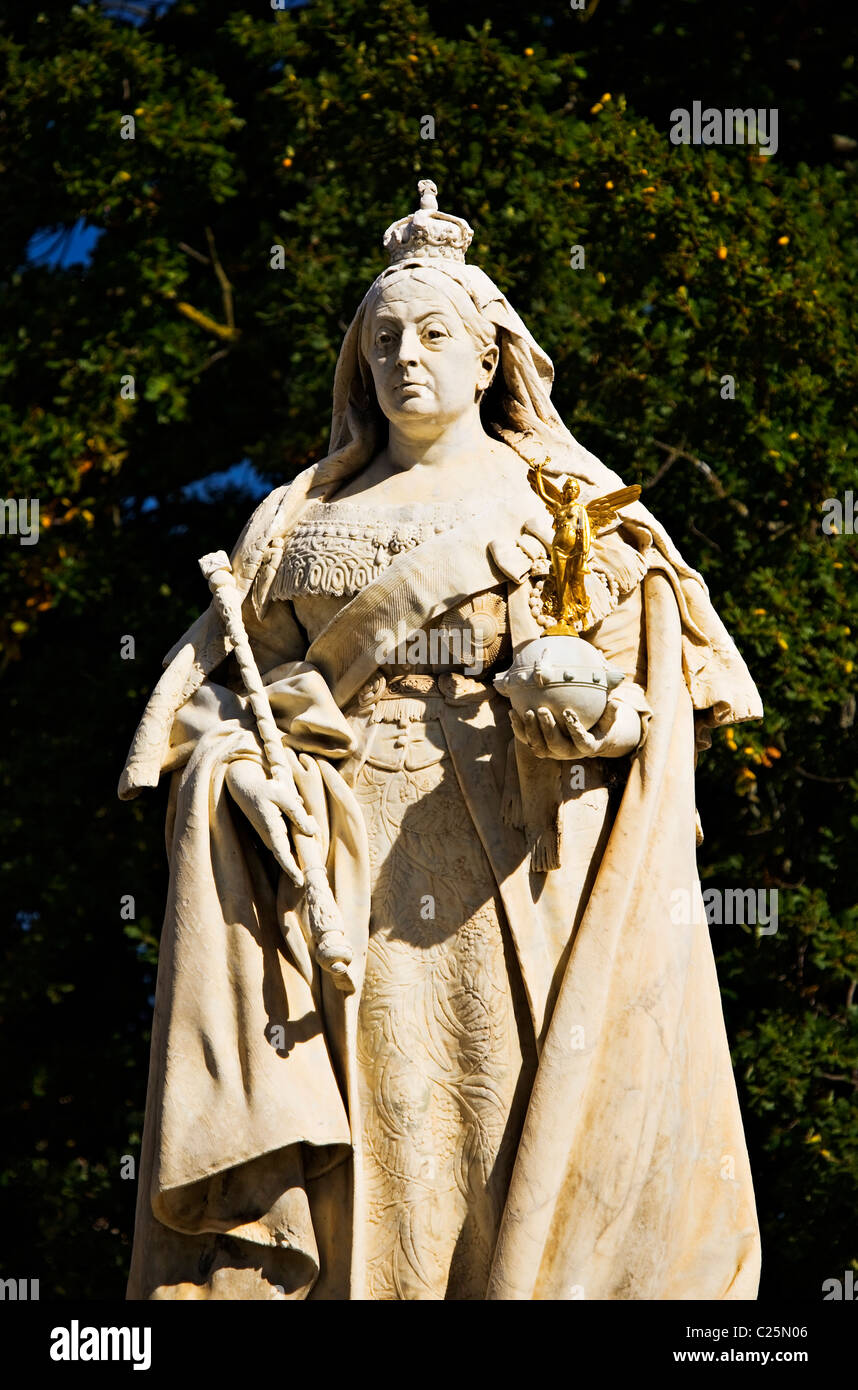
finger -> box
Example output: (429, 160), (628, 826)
(252, 800), (305, 887)
(227, 771), (304, 885)
(226, 756), (266, 791)
(523, 708), (550, 757)
(536, 707), (577, 758)
(562, 709), (594, 741)
(268, 779), (318, 838)
(597, 700), (620, 734)
(229, 758), (318, 838)
(225, 760), (269, 816)
(562, 709), (599, 754)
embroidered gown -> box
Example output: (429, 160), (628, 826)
(274, 494), (640, 1300)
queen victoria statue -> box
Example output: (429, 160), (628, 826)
(119, 182), (763, 1301)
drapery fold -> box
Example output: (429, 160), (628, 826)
(127, 667), (370, 1301)
(487, 572), (760, 1299)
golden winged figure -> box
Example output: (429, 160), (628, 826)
(527, 462), (641, 634)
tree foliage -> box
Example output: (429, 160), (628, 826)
(0, 0), (855, 1298)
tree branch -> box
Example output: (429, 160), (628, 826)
(205, 226), (235, 333)
(178, 241), (211, 267)
(688, 515), (722, 552)
(171, 230), (238, 342)
(578, 0), (603, 23)
(644, 439), (750, 517)
(175, 301), (239, 341)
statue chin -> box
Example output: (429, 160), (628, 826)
(494, 634), (625, 730)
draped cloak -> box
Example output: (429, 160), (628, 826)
(120, 467), (763, 1302)
(120, 255), (763, 1300)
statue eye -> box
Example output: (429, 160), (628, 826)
(424, 324), (449, 342)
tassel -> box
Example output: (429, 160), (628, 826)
(501, 738), (524, 828)
(372, 696), (439, 723)
(513, 739), (564, 874)
(527, 826), (561, 873)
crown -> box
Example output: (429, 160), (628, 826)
(382, 181), (474, 264)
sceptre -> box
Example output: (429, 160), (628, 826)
(199, 550), (355, 995)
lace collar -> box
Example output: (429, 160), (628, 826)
(273, 497), (483, 600)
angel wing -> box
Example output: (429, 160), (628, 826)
(526, 464), (565, 509)
(585, 485), (641, 531)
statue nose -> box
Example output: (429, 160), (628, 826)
(397, 327), (421, 364)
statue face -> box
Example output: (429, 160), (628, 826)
(362, 278), (498, 434)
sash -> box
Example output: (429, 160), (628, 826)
(302, 501), (562, 870)
(305, 497), (528, 707)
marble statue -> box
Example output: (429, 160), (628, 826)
(119, 181), (764, 1300)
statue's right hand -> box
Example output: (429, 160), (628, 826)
(225, 757), (319, 888)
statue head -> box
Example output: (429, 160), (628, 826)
(318, 183), (569, 482)
(316, 184), (622, 498)
(358, 263), (500, 442)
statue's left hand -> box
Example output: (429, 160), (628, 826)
(509, 699), (641, 760)
(225, 756), (318, 887)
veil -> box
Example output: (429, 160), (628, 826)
(311, 253), (762, 729)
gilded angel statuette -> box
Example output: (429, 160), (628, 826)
(526, 461), (642, 635)
(493, 462), (642, 732)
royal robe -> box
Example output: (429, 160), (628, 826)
(121, 461), (763, 1300)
